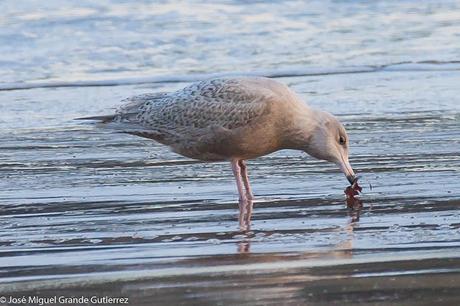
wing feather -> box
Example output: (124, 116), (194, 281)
(111, 78), (274, 143)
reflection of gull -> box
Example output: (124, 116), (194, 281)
(348, 200), (362, 223)
(239, 198), (253, 231)
(79, 77), (356, 225)
(236, 197), (364, 255)
(237, 237), (251, 254)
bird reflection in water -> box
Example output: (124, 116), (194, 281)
(237, 198), (253, 253)
(236, 187), (364, 254)
(238, 198), (253, 232)
(347, 193), (363, 222)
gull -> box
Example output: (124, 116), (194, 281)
(79, 77), (357, 208)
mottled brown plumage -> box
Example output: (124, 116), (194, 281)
(102, 77), (299, 161)
(80, 77), (356, 220)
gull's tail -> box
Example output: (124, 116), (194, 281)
(74, 115), (116, 123)
(74, 92), (170, 138)
(74, 113), (155, 137)
(75, 92), (169, 125)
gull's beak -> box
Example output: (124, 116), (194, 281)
(337, 159), (357, 184)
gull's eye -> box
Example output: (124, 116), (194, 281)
(339, 135), (346, 145)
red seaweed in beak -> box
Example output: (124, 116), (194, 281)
(344, 178), (363, 209)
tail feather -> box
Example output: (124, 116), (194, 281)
(74, 115), (116, 123)
(76, 114), (151, 135)
(75, 92), (168, 124)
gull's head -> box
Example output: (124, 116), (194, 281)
(305, 111), (357, 184)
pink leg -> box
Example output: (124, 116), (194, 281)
(231, 159), (253, 231)
(238, 160), (254, 200)
(231, 159), (246, 202)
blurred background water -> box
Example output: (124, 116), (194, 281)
(1, 1), (460, 305)
(2, 0), (460, 85)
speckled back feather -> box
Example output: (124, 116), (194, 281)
(82, 77), (311, 160)
(108, 78), (273, 141)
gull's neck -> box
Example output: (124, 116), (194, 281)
(280, 105), (324, 151)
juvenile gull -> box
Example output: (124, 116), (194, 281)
(80, 77), (356, 206)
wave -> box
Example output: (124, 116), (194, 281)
(1, 61), (460, 91)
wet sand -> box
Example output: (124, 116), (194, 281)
(1, 67), (459, 304)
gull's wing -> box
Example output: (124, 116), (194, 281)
(107, 78), (276, 142)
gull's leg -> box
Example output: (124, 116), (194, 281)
(231, 159), (253, 231)
(231, 159), (246, 203)
(238, 160), (254, 200)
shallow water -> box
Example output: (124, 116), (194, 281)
(1, 1), (460, 305)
